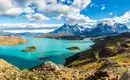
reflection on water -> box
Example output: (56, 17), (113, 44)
(0, 36), (94, 69)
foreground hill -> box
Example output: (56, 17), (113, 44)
(0, 59), (89, 80)
(65, 32), (130, 79)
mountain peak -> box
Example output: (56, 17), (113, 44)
(51, 23), (130, 36)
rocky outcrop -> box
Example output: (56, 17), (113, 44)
(30, 61), (89, 80)
(0, 60), (90, 80)
(22, 46), (36, 52)
(0, 36), (27, 44)
(67, 46), (80, 51)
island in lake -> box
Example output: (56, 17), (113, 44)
(22, 46), (36, 52)
(67, 46), (80, 50)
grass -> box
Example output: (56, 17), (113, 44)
(109, 53), (130, 66)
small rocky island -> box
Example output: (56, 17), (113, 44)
(67, 46), (80, 50)
(0, 36), (27, 44)
(22, 46), (36, 52)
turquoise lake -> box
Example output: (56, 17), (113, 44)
(0, 36), (94, 69)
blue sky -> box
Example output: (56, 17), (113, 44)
(83, 0), (130, 19)
(0, 0), (130, 29)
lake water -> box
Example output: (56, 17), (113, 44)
(0, 36), (94, 69)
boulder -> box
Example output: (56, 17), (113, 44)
(31, 61), (61, 72)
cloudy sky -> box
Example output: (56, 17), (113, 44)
(0, 0), (130, 33)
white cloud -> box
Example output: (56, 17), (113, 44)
(33, 0), (92, 24)
(0, 0), (95, 26)
(100, 11), (130, 25)
(0, 23), (62, 28)
(101, 6), (105, 10)
(66, 13), (96, 24)
(109, 12), (113, 15)
(0, 0), (94, 25)
(0, 0), (34, 17)
(3, 29), (54, 33)
(26, 13), (50, 21)
(71, 0), (91, 10)
(67, 0), (73, 4)
(60, 0), (66, 2)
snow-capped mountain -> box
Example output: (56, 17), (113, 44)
(51, 23), (86, 35)
(113, 23), (130, 33)
(51, 23), (130, 36)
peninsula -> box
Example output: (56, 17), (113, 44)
(0, 36), (27, 45)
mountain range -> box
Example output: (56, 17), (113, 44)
(51, 23), (130, 36)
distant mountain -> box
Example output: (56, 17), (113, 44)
(113, 23), (130, 33)
(51, 23), (130, 36)
(51, 23), (85, 35)
(84, 23), (130, 36)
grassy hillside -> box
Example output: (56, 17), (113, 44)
(65, 32), (130, 79)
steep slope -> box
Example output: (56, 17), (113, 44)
(65, 32), (130, 79)
(84, 23), (116, 36)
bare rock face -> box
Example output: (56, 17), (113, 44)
(31, 61), (61, 72)
(30, 61), (90, 80)
(120, 69), (130, 80)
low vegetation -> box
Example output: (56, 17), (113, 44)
(65, 32), (130, 79)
